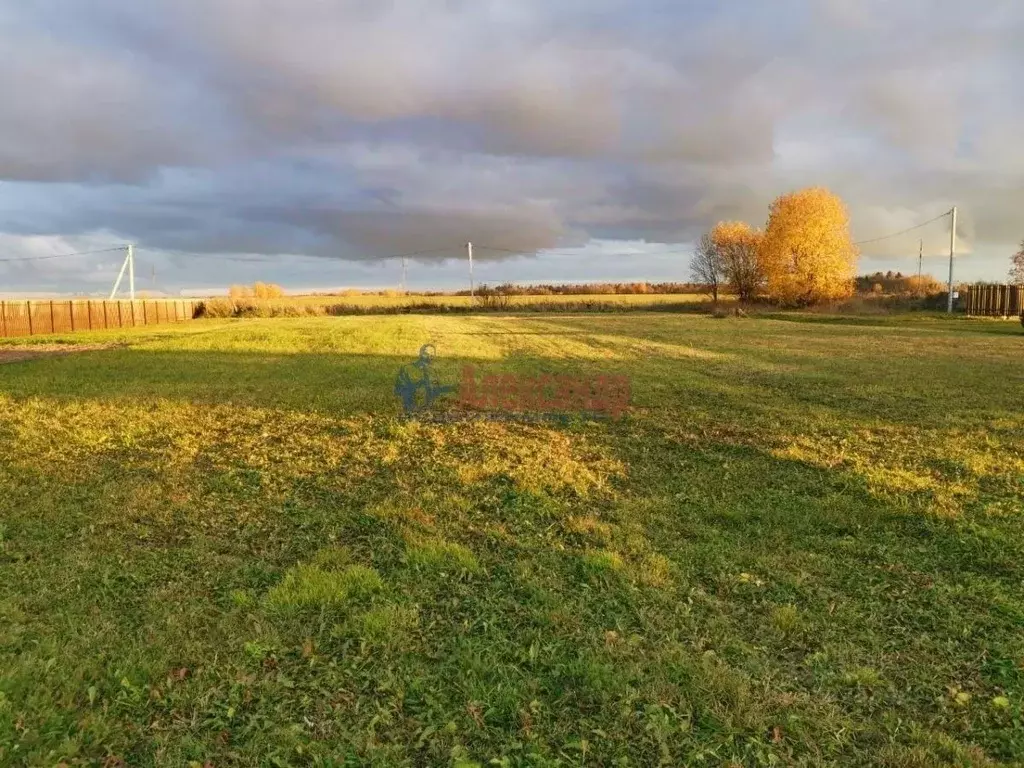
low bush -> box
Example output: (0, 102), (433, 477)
(804, 291), (950, 315)
(195, 298), (237, 318)
(476, 285), (512, 310)
(234, 300), (263, 318)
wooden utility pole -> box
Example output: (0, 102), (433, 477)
(467, 241), (475, 301)
(946, 207), (957, 313)
(918, 239), (923, 280)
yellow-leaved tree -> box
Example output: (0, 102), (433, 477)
(711, 221), (765, 302)
(760, 187), (858, 306)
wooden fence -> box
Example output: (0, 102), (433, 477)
(964, 285), (1023, 317)
(0, 299), (199, 338)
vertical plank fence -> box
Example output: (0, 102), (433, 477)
(0, 299), (198, 338)
(964, 285), (1024, 317)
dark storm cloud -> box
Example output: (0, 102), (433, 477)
(1, 0), (1023, 292)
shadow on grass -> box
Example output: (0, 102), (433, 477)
(3, 399), (1022, 764)
(756, 311), (1024, 336)
(491, 315), (1024, 427)
(0, 322), (236, 349)
(2, 324), (1022, 430)
(2, 313), (1024, 766)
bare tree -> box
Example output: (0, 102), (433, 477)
(690, 233), (724, 302)
(1010, 240), (1024, 284)
(713, 222), (765, 303)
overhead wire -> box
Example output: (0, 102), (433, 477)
(474, 244), (693, 258)
(137, 244), (462, 263)
(364, 245), (464, 261)
(8, 242), (688, 264)
(137, 246), (288, 264)
(2, 213), (957, 271)
(853, 212), (950, 246)
(0, 246), (127, 263)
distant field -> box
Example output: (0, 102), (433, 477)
(1, 313), (1022, 765)
(278, 292), (712, 308)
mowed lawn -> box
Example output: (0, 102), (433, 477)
(1, 314), (1022, 766)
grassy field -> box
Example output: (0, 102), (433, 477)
(1, 313), (1022, 766)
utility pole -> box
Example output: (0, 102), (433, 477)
(918, 239), (923, 281)
(109, 244), (133, 300)
(946, 207), (957, 313)
(467, 241), (475, 302)
(401, 256), (408, 293)
(128, 243), (136, 301)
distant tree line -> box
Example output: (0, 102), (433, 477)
(303, 284), (703, 299)
(854, 272), (945, 296)
(454, 281), (702, 297)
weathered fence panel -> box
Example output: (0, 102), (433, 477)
(72, 301), (91, 331)
(965, 285), (1024, 317)
(30, 302), (53, 335)
(88, 301), (106, 330)
(51, 301), (73, 333)
(0, 299), (198, 338)
(1, 303), (31, 337)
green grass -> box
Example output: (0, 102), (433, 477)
(1, 313), (1023, 766)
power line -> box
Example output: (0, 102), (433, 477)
(853, 212), (950, 246)
(138, 247), (286, 264)
(0, 216), (958, 271)
(7, 240), (683, 266)
(475, 244), (693, 258)
(138, 244), (461, 263)
(364, 245), (462, 261)
(0, 246), (126, 263)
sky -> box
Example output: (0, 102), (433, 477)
(1, 0), (1021, 296)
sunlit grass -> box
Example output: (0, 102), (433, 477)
(0, 312), (1022, 765)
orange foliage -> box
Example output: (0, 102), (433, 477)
(760, 187), (858, 306)
(230, 282), (284, 299)
(253, 282), (284, 299)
